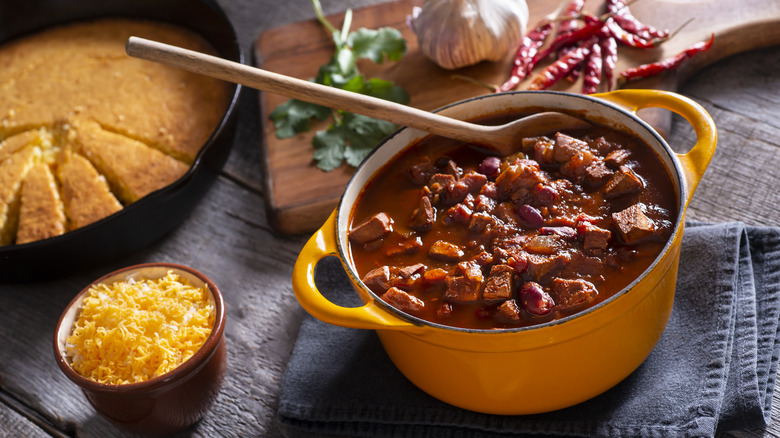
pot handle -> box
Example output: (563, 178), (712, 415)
(292, 210), (419, 331)
(593, 89), (717, 202)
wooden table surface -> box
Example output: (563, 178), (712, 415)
(1, 0), (779, 437)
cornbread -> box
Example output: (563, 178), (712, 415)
(0, 18), (230, 246)
(65, 271), (215, 385)
(0, 146), (38, 245)
(67, 118), (189, 204)
(16, 163), (66, 244)
(57, 150), (122, 230)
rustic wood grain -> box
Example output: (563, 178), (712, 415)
(1, 1), (780, 438)
(257, 0), (780, 236)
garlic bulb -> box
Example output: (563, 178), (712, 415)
(409, 0), (529, 70)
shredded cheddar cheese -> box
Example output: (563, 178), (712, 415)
(65, 270), (215, 385)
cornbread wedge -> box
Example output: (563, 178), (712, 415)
(57, 150), (122, 230)
(0, 129), (51, 162)
(16, 163), (66, 244)
(67, 118), (189, 204)
(0, 146), (38, 245)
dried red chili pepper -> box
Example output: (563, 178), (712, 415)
(582, 39), (603, 94)
(599, 36), (618, 91)
(531, 15), (606, 66)
(528, 44), (591, 91)
(497, 20), (554, 92)
(557, 0), (586, 83)
(605, 17), (665, 49)
(557, 0), (585, 38)
(618, 33), (715, 84)
(606, 0), (670, 40)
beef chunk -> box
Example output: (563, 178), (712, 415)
(605, 148), (631, 168)
(603, 165), (644, 198)
(560, 149), (596, 181)
(382, 287), (424, 315)
(442, 180), (470, 204)
(349, 212), (393, 244)
(612, 203), (656, 244)
(390, 263), (426, 290)
(444, 261), (484, 302)
(494, 202), (522, 227)
(591, 136), (613, 155)
(423, 268), (448, 284)
(482, 264), (514, 302)
(551, 278), (598, 312)
(471, 250), (494, 266)
(496, 159), (548, 198)
(525, 253), (569, 280)
(524, 235), (563, 255)
(496, 299), (522, 323)
(521, 136), (547, 153)
(461, 171), (488, 193)
(362, 266), (391, 292)
(408, 159), (436, 185)
(473, 194), (497, 213)
(578, 222), (612, 255)
(444, 202), (473, 225)
(440, 158), (462, 177)
(553, 132), (590, 163)
(479, 181), (499, 199)
(584, 160), (614, 185)
(409, 195), (435, 232)
(385, 235), (423, 257)
(429, 173), (456, 195)
(429, 240), (464, 261)
(468, 211), (496, 233)
(561, 252), (605, 277)
(533, 137), (556, 167)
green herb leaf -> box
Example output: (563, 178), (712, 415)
(269, 98), (330, 138)
(271, 0), (409, 171)
(312, 129), (347, 172)
(349, 27), (407, 64)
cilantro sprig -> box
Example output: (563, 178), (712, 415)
(269, 0), (409, 171)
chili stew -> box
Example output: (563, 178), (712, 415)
(349, 114), (677, 330)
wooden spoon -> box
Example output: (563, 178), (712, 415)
(125, 37), (590, 156)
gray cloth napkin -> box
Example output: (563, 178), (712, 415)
(278, 222), (780, 438)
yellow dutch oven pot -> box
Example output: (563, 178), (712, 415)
(292, 89), (717, 415)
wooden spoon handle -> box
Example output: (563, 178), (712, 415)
(125, 37), (491, 144)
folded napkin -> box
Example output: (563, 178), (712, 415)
(278, 222), (780, 438)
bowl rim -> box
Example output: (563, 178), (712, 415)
(334, 90), (686, 335)
(52, 262), (226, 394)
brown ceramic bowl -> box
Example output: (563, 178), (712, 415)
(53, 263), (227, 436)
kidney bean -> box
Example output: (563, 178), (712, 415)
(516, 204), (544, 229)
(478, 156), (501, 179)
(519, 281), (555, 316)
(532, 183), (558, 205)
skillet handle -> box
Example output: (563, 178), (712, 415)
(593, 89), (717, 203)
(292, 211), (418, 331)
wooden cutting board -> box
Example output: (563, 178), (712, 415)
(255, 0), (780, 235)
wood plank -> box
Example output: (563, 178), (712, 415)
(256, 0), (780, 235)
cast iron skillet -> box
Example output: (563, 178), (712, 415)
(0, 0), (244, 282)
